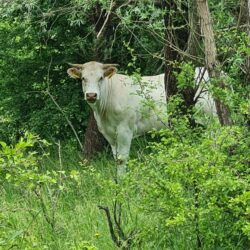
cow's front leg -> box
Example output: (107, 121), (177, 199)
(111, 145), (126, 177)
(111, 126), (133, 178)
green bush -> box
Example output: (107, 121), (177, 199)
(124, 119), (250, 249)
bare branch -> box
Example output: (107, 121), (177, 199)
(44, 90), (84, 152)
(98, 205), (122, 247)
(97, 0), (114, 39)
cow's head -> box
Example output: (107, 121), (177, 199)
(67, 61), (118, 104)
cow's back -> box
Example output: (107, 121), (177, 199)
(108, 74), (167, 137)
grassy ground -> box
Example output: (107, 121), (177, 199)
(0, 138), (152, 250)
(1, 150), (117, 249)
(1, 134), (249, 250)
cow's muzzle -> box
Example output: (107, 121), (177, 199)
(86, 93), (97, 103)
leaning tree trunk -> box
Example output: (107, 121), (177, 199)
(196, 0), (232, 126)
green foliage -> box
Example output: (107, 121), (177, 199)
(0, 0), (249, 249)
(0, 0), (166, 143)
(0, 0), (248, 143)
(1, 133), (50, 188)
(0, 1), (90, 142)
(0, 127), (249, 249)
(1, 133), (59, 189)
(0, 133), (85, 249)
(123, 119), (250, 249)
(0, 143), (117, 249)
(176, 61), (196, 90)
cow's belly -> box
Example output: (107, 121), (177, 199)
(136, 115), (165, 136)
(135, 105), (167, 136)
(93, 100), (167, 143)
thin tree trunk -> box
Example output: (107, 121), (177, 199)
(163, 0), (195, 102)
(163, 0), (179, 98)
(186, 0), (200, 59)
(163, 0), (197, 120)
(196, 0), (232, 125)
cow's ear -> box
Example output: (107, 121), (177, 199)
(67, 68), (81, 79)
(104, 66), (117, 79)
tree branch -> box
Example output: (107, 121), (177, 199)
(44, 90), (84, 152)
(97, 0), (114, 39)
(98, 205), (122, 247)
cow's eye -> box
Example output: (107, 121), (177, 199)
(81, 77), (86, 81)
(99, 76), (104, 82)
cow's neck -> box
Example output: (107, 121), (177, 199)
(93, 78), (112, 120)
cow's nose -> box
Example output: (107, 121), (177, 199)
(86, 93), (97, 103)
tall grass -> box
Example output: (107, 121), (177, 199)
(1, 144), (116, 249)
(0, 138), (151, 250)
(1, 130), (249, 250)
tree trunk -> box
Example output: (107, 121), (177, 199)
(163, 0), (179, 99)
(83, 3), (113, 157)
(163, 0), (197, 120)
(163, 0), (182, 101)
(186, 0), (201, 61)
(84, 111), (107, 158)
(196, 0), (232, 125)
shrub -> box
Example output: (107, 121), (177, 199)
(125, 119), (250, 249)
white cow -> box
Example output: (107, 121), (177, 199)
(67, 61), (215, 176)
(67, 61), (166, 175)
